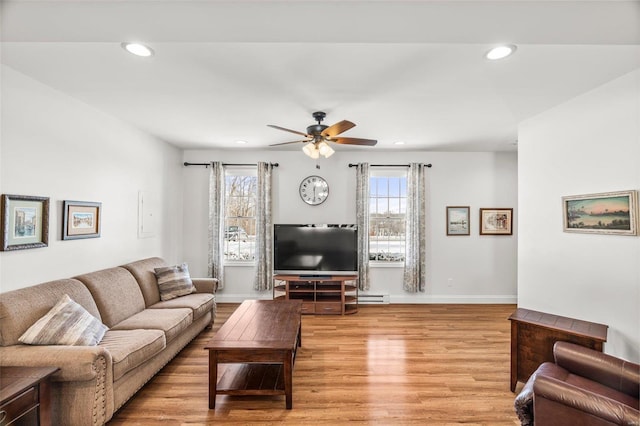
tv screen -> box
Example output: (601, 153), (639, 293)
(273, 224), (358, 276)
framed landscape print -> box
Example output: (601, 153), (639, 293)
(1, 194), (50, 251)
(446, 206), (470, 236)
(479, 208), (513, 235)
(63, 200), (102, 240)
(562, 190), (638, 236)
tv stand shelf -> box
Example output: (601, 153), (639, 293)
(273, 275), (358, 315)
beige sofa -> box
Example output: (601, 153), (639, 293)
(0, 257), (217, 426)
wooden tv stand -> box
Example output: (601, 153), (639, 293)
(273, 275), (358, 315)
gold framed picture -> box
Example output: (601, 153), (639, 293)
(479, 208), (513, 236)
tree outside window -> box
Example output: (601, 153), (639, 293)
(225, 171), (257, 261)
(369, 172), (407, 262)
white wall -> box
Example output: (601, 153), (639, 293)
(0, 66), (184, 291)
(518, 69), (640, 362)
(183, 149), (518, 303)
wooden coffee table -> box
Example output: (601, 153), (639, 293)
(205, 299), (302, 409)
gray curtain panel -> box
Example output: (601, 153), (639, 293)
(355, 163), (370, 291)
(253, 162), (274, 291)
(208, 161), (226, 289)
(403, 163), (427, 292)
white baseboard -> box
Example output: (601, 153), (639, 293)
(390, 294), (517, 304)
(215, 293), (517, 304)
(215, 293), (273, 303)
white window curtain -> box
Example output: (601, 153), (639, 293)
(253, 162), (274, 291)
(355, 163), (370, 291)
(208, 161), (226, 289)
(403, 163), (427, 292)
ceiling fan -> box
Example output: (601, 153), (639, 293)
(268, 111), (377, 159)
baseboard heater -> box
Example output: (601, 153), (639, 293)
(358, 293), (390, 304)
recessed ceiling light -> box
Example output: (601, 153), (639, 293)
(121, 42), (154, 57)
(235, 140), (248, 145)
(394, 141), (405, 145)
(485, 45), (517, 60)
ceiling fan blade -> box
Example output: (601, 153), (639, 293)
(332, 137), (378, 146)
(321, 120), (356, 138)
(269, 139), (311, 146)
(267, 124), (309, 138)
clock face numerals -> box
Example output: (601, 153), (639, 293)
(299, 176), (329, 205)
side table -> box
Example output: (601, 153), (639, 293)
(0, 366), (59, 426)
(508, 308), (608, 392)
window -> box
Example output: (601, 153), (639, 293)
(224, 167), (257, 261)
(369, 170), (407, 262)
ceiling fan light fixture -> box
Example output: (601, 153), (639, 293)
(302, 142), (319, 159)
(318, 141), (334, 158)
(485, 44), (517, 60)
(302, 142), (315, 156)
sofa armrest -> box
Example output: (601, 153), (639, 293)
(533, 374), (639, 425)
(192, 277), (218, 294)
(553, 342), (640, 397)
(0, 344), (113, 382)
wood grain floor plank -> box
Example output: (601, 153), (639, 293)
(108, 303), (520, 425)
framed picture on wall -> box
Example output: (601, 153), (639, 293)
(62, 200), (102, 240)
(446, 206), (470, 236)
(479, 208), (513, 235)
(1, 194), (50, 251)
(562, 190), (638, 236)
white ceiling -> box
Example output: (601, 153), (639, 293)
(2, 0), (640, 152)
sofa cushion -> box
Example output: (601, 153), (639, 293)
(0, 279), (102, 346)
(19, 294), (108, 346)
(121, 257), (167, 307)
(74, 267), (145, 328)
(149, 293), (215, 321)
(154, 263), (195, 301)
(111, 308), (193, 343)
(99, 329), (166, 381)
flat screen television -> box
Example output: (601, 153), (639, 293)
(273, 224), (358, 276)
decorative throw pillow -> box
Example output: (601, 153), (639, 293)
(19, 294), (108, 346)
(154, 263), (195, 301)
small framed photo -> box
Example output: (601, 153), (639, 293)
(63, 200), (102, 240)
(479, 208), (513, 235)
(562, 190), (638, 236)
(446, 206), (470, 236)
(1, 194), (50, 251)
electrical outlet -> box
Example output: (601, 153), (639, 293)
(447, 278), (453, 287)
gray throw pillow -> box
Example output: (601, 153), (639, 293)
(19, 294), (108, 346)
(154, 263), (195, 301)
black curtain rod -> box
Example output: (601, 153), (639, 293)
(348, 163), (432, 168)
(183, 162), (279, 168)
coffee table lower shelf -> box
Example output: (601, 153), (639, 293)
(216, 363), (286, 396)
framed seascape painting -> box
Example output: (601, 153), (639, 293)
(562, 190), (638, 236)
(63, 200), (102, 240)
(446, 206), (470, 236)
(1, 194), (50, 251)
(479, 208), (513, 235)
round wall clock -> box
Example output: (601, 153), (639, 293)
(299, 175), (329, 205)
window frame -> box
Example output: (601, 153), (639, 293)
(224, 166), (257, 264)
(369, 168), (407, 265)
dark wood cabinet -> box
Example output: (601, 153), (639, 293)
(508, 308), (608, 392)
(273, 275), (358, 315)
(0, 366), (59, 426)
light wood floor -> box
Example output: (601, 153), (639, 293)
(108, 303), (521, 425)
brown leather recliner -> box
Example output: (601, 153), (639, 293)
(515, 341), (640, 426)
